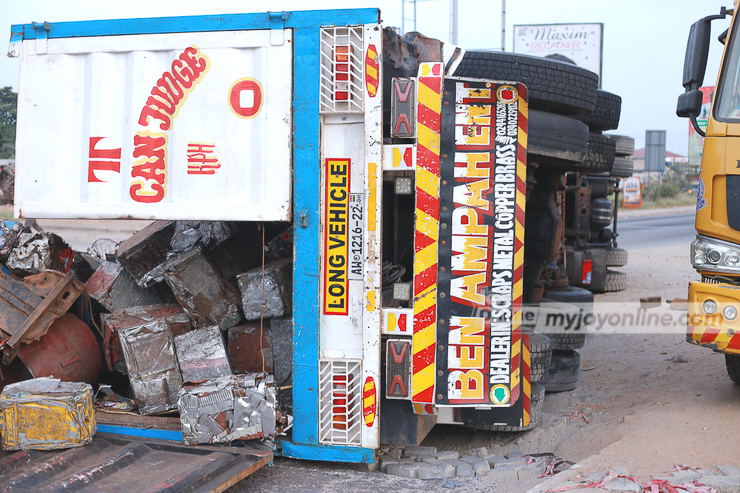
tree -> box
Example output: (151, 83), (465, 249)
(0, 86), (17, 159)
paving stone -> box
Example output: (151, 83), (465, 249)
(435, 451), (460, 461)
(450, 460), (475, 477)
(494, 458), (529, 469)
(385, 463), (420, 478)
(654, 470), (700, 482)
(584, 472), (608, 483)
(460, 456), (490, 476)
(611, 466), (630, 476)
(378, 458), (398, 473)
(464, 447), (488, 458)
(718, 466), (740, 477)
(420, 457), (445, 466)
(603, 476), (641, 492)
(505, 450), (525, 459)
(403, 446), (437, 457)
(697, 475), (740, 493)
(417, 463), (456, 479)
(516, 462), (546, 481)
(485, 454), (507, 467)
(487, 468), (519, 481)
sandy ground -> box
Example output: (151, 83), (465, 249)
(8, 206), (737, 491)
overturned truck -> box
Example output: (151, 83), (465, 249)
(2, 8), (619, 468)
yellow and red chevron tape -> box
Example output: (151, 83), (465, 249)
(411, 63), (443, 404)
(512, 88), (529, 422)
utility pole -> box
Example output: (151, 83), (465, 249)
(450, 0), (458, 44)
(501, 0), (506, 51)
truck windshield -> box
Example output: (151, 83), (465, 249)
(716, 19), (740, 120)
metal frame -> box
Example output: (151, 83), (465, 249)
(9, 8), (380, 463)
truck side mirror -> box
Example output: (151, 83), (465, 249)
(677, 7), (731, 137)
(677, 90), (703, 118)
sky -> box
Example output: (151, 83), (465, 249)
(0, 0), (733, 154)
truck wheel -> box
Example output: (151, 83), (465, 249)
(463, 384), (545, 432)
(453, 51), (599, 114)
(528, 110), (589, 166)
(539, 296), (589, 350)
(604, 270), (627, 292)
(544, 286), (595, 305)
(609, 134), (635, 156)
(580, 133), (616, 173)
(576, 90), (622, 131)
(605, 247), (628, 267)
(547, 332), (586, 350)
(529, 333), (553, 383)
(543, 350), (580, 392)
(726, 354), (740, 384)
(610, 157), (634, 178)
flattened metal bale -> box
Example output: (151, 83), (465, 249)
(102, 304), (191, 374)
(0, 220), (28, 264)
(162, 246), (242, 330)
(170, 221), (233, 253)
(177, 373), (277, 445)
(237, 258), (292, 321)
(175, 326), (232, 383)
(119, 320), (182, 415)
(227, 322), (272, 374)
(6, 232), (80, 277)
(85, 261), (162, 313)
(0, 377), (95, 450)
(116, 220), (175, 288)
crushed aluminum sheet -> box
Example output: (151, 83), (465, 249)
(174, 326), (232, 383)
(178, 373), (277, 445)
(119, 320), (182, 415)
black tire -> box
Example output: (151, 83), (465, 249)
(547, 332), (586, 350)
(725, 354), (740, 384)
(544, 286), (595, 305)
(576, 90), (622, 130)
(529, 333), (553, 383)
(609, 134), (635, 157)
(539, 296), (589, 350)
(528, 110), (589, 165)
(611, 157), (634, 178)
(453, 51), (599, 114)
(464, 384), (545, 432)
(604, 270), (627, 292)
(605, 247), (628, 267)
(580, 133), (616, 173)
(543, 350), (580, 393)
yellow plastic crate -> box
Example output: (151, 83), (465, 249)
(0, 377), (95, 450)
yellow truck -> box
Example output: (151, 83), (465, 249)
(678, 3), (740, 382)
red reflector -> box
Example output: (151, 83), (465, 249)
(581, 259), (593, 285)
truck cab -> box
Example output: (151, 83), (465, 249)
(678, 3), (740, 382)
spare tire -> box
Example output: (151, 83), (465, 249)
(528, 110), (589, 165)
(609, 134), (635, 157)
(453, 51), (599, 114)
(577, 90), (622, 131)
(543, 350), (580, 392)
(581, 133), (616, 173)
(611, 157), (634, 178)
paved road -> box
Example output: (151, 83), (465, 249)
(615, 210), (695, 251)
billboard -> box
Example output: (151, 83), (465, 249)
(688, 86), (714, 168)
(513, 23), (603, 83)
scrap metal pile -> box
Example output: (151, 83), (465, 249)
(0, 219), (293, 450)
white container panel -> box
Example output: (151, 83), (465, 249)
(15, 30), (292, 220)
